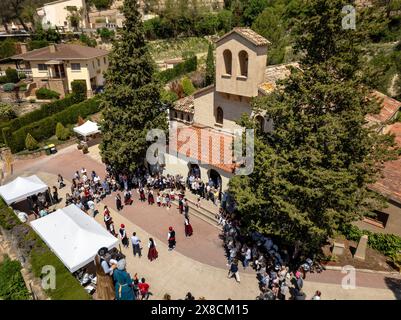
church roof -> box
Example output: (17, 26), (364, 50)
(170, 124), (237, 173)
(216, 28), (271, 47)
(172, 96), (195, 114)
(259, 62), (300, 95)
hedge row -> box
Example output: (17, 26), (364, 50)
(7, 97), (101, 153)
(0, 255), (31, 300)
(340, 224), (401, 258)
(0, 94), (82, 144)
(157, 56), (198, 83)
(0, 199), (91, 300)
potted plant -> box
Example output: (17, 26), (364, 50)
(82, 145), (89, 154)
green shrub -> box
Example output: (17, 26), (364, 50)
(71, 80), (87, 101)
(157, 56), (198, 83)
(5, 68), (19, 84)
(0, 255), (30, 300)
(55, 122), (70, 140)
(341, 224), (401, 258)
(27, 40), (49, 51)
(181, 76), (196, 96)
(35, 87), (60, 100)
(161, 89), (179, 104)
(0, 103), (17, 122)
(91, 0), (113, 10)
(25, 133), (38, 150)
(1, 127), (13, 149)
(79, 34), (97, 48)
(11, 97), (101, 153)
(97, 27), (115, 41)
(0, 75), (8, 84)
(18, 83), (27, 91)
(0, 39), (16, 59)
(2, 83), (15, 92)
(0, 94), (80, 145)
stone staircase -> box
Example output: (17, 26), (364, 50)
(171, 193), (221, 230)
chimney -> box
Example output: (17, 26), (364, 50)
(49, 44), (57, 53)
(20, 43), (27, 54)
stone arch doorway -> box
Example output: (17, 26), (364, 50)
(188, 163), (201, 179)
(208, 169), (222, 201)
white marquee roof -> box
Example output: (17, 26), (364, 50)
(73, 120), (100, 137)
(30, 204), (118, 273)
(0, 175), (48, 205)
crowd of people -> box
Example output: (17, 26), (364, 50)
(26, 185), (61, 219)
(187, 167), (222, 206)
(38, 163), (322, 300)
(217, 209), (322, 300)
(60, 165), (195, 245)
(56, 165), (201, 300)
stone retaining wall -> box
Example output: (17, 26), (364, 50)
(0, 228), (48, 300)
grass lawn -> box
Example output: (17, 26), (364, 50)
(30, 243), (91, 300)
(148, 37), (210, 61)
(0, 255), (31, 300)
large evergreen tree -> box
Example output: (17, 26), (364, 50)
(205, 43), (215, 86)
(100, 0), (167, 173)
(228, 0), (397, 254)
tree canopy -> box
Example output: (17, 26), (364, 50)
(100, 0), (167, 173)
(228, 0), (398, 254)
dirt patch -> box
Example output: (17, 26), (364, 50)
(322, 238), (398, 272)
(13, 102), (44, 117)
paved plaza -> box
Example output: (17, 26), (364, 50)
(7, 144), (401, 300)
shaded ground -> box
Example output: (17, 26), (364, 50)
(322, 239), (398, 272)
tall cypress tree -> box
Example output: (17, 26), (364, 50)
(100, 0), (167, 173)
(205, 43), (215, 86)
(228, 0), (397, 254)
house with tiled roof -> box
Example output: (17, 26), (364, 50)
(357, 94), (401, 236)
(365, 90), (401, 133)
(11, 43), (109, 97)
(165, 28), (295, 191)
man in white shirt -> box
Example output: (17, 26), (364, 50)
(131, 232), (142, 257)
(87, 200), (96, 217)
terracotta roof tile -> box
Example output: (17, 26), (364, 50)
(259, 63), (300, 94)
(371, 123), (401, 203)
(169, 125), (236, 173)
(216, 28), (270, 47)
(12, 44), (109, 61)
(172, 96), (195, 114)
(365, 90), (401, 126)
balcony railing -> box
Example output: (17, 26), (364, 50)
(17, 68), (33, 78)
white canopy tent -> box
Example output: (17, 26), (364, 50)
(0, 175), (48, 205)
(30, 204), (118, 273)
(73, 120), (100, 137)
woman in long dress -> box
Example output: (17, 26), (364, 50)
(184, 217), (193, 237)
(115, 193), (123, 211)
(148, 189), (154, 205)
(124, 190), (133, 205)
(147, 238), (158, 261)
(94, 247), (116, 300)
(167, 227), (176, 251)
(113, 259), (135, 300)
(119, 224), (129, 248)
